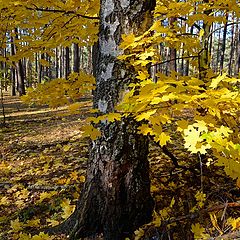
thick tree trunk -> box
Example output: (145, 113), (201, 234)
(57, 1), (156, 239)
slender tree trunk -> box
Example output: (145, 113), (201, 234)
(169, 17), (177, 73)
(14, 28), (26, 95)
(185, 26), (194, 76)
(235, 23), (240, 76)
(198, 2), (211, 80)
(53, 1), (156, 239)
(73, 43), (80, 73)
(228, 17), (235, 75)
(55, 48), (59, 78)
(38, 53), (44, 83)
(219, 13), (228, 74)
(215, 26), (221, 73)
(65, 46), (70, 79)
(11, 67), (16, 96)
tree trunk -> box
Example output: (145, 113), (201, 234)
(169, 17), (177, 73)
(73, 43), (80, 73)
(228, 17), (235, 76)
(56, 1), (156, 239)
(14, 28), (26, 95)
(198, 2), (211, 80)
(235, 23), (240, 76)
(38, 53), (44, 83)
(219, 13), (228, 74)
(65, 46), (70, 79)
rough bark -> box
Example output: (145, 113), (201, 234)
(57, 1), (156, 239)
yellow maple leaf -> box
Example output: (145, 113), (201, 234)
(26, 218), (40, 227)
(31, 232), (53, 240)
(209, 73), (227, 89)
(61, 198), (76, 219)
(70, 171), (79, 181)
(136, 109), (157, 121)
(0, 196), (9, 206)
(138, 124), (153, 135)
(191, 223), (210, 239)
(177, 120), (189, 132)
(46, 218), (59, 227)
(227, 217), (240, 230)
(68, 102), (82, 113)
(81, 125), (101, 140)
(79, 175), (86, 183)
(120, 33), (135, 49)
(154, 132), (171, 146)
(137, 71), (149, 81)
(11, 218), (22, 232)
(39, 191), (57, 203)
(63, 144), (71, 152)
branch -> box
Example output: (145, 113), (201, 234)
(215, 230), (240, 240)
(25, 6), (99, 20)
(152, 141), (198, 175)
(177, 17), (201, 31)
(0, 182), (77, 191)
(151, 55), (199, 67)
(208, 21), (240, 39)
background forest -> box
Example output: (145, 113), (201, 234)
(0, 0), (240, 239)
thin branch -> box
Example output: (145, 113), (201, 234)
(0, 182), (77, 191)
(25, 6), (99, 20)
(151, 55), (199, 67)
(208, 21), (240, 39)
(152, 141), (198, 175)
(177, 16), (201, 31)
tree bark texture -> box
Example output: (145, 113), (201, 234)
(61, 1), (156, 239)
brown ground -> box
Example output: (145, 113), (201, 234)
(0, 92), (240, 240)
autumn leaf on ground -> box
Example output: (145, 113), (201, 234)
(38, 191), (57, 203)
(191, 223), (210, 239)
(11, 218), (22, 232)
(61, 198), (75, 219)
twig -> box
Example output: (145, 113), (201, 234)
(25, 6), (99, 20)
(151, 55), (199, 68)
(214, 230), (240, 240)
(0, 182), (77, 191)
(160, 144), (198, 175)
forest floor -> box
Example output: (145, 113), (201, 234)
(0, 92), (240, 240)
